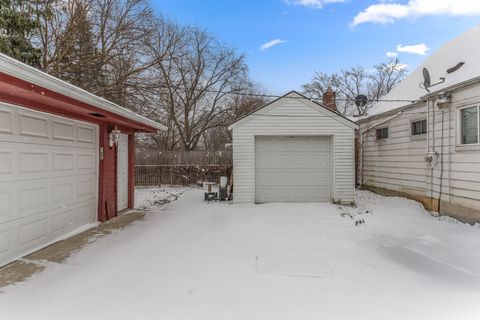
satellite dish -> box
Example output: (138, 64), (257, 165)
(423, 68), (431, 87)
(355, 94), (368, 107)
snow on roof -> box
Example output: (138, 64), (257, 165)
(366, 25), (480, 118)
(0, 53), (166, 131)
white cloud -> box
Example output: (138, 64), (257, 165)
(396, 43), (430, 55)
(260, 39), (287, 51)
(386, 51), (398, 58)
(351, 0), (480, 26)
(284, 0), (345, 9)
(391, 62), (408, 71)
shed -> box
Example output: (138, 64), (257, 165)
(0, 53), (165, 267)
(228, 91), (358, 204)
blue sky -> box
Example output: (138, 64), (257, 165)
(149, 0), (480, 95)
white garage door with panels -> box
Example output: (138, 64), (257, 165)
(255, 136), (332, 203)
(0, 103), (98, 266)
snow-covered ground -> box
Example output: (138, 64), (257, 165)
(135, 186), (187, 210)
(1, 188), (480, 320)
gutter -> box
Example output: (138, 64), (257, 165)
(0, 53), (166, 131)
(359, 111), (403, 135)
(421, 76), (480, 99)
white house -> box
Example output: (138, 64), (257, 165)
(357, 26), (480, 223)
(228, 91), (359, 204)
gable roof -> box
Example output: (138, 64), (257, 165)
(228, 90), (359, 130)
(365, 25), (480, 119)
(0, 53), (166, 131)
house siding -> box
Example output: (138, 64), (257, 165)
(232, 98), (356, 204)
(359, 83), (480, 222)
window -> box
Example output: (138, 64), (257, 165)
(460, 106), (479, 144)
(412, 119), (427, 136)
(376, 127), (389, 140)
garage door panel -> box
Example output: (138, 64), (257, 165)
(77, 177), (96, 200)
(18, 183), (49, 211)
(0, 223), (14, 261)
(77, 126), (95, 143)
(19, 113), (49, 138)
(0, 109), (13, 133)
(0, 149), (13, 173)
(75, 202), (96, 225)
(53, 121), (75, 141)
(77, 151), (95, 169)
(17, 215), (49, 249)
(51, 209), (72, 235)
(53, 181), (75, 203)
(255, 136), (332, 203)
(53, 152), (75, 171)
(0, 103), (98, 266)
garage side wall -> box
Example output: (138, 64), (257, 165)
(232, 99), (355, 203)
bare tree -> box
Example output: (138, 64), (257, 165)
(90, 0), (155, 105)
(34, 0), (155, 106)
(201, 82), (267, 150)
(368, 58), (407, 102)
(303, 59), (407, 116)
(146, 21), (249, 151)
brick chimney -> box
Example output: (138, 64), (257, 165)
(322, 87), (337, 112)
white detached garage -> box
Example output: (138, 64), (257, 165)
(228, 91), (358, 204)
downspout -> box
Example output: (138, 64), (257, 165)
(438, 109), (445, 213)
(427, 99), (434, 205)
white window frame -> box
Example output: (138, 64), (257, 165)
(410, 118), (427, 137)
(376, 126), (389, 141)
(457, 105), (480, 146)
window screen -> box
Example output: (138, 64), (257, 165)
(461, 106), (479, 144)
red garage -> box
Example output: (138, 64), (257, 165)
(0, 53), (165, 267)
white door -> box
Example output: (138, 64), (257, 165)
(255, 136), (332, 203)
(0, 103), (98, 267)
(117, 133), (129, 211)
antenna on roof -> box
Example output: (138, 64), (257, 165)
(420, 67), (445, 93)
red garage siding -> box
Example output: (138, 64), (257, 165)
(0, 70), (162, 223)
(98, 125), (136, 222)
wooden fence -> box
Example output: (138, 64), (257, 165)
(135, 150), (232, 186)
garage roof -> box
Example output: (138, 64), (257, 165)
(228, 91), (359, 130)
(0, 53), (166, 132)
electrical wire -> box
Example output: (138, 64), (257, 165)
(152, 83), (421, 104)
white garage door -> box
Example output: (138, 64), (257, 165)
(0, 103), (98, 266)
(255, 136), (332, 203)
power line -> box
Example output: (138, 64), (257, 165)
(153, 83), (421, 104)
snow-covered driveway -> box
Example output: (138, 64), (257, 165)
(1, 189), (480, 320)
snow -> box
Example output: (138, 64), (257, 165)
(134, 186), (187, 210)
(1, 188), (480, 320)
(366, 25), (480, 118)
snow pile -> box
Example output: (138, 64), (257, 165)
(1, 189), (480, 320)
(134, 187), (186, 210)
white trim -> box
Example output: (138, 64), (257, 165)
(456, 105), (480, 146)
(228, 92), (359, 131)
(375, 126), (389, 141)
(410, 118), (427, 138)
(0, 53), (166, 131)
